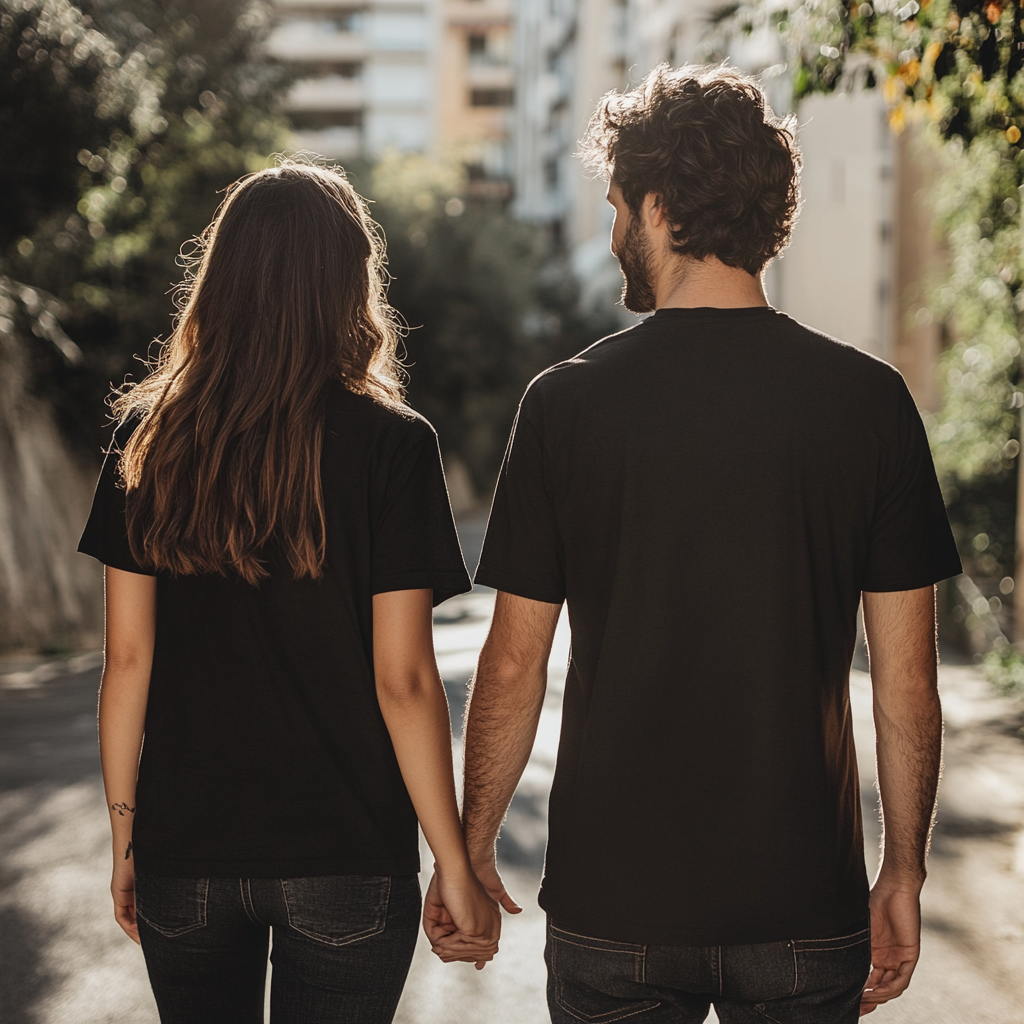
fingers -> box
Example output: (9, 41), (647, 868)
(496, 889), (522, 914)
(430, 929), (499, 965)
(861, 957), (916, 1013)
(113, 899), (140, 944)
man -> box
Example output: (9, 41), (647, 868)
(433, 64), (962, 1021)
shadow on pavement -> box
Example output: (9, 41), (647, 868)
(0, 669), (101, 789)
(0, 667), (103, 1023)
(0, 904), (60, 1024)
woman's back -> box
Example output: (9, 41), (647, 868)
(81, 382), (468, 877)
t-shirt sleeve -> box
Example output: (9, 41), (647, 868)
(77, 419), (152, 575)
(474, 398), (565, 604)
(371, 424), (471, 606)
(862, 381), (962, 592)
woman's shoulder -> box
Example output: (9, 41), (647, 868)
(325, 382), (436, 448)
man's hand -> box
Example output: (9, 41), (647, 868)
(860, 883), (922, 1015)
(471, 857), (522, 916)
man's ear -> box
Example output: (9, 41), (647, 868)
(644, 193), (668, 229)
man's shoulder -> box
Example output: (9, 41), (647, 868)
(779, 313), (905, 387)
(522, 322), (644, 405)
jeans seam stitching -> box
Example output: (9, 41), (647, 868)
(792, 937), (870, 953)
(792, 926), (870, 947)
(239, 879), (263, 925)
(790, 940), (799, 997)
(553, 996), (662, 1024)
(549, 924), (644, 954)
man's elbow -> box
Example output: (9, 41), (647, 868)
(873, 671), (941, 720)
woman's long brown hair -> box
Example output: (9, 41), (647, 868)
(112, 160), (404, 584)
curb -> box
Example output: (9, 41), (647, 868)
(0, 651), (103, 690)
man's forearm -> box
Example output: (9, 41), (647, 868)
(461, 655), (547, 862)
(873, 687), (942, 884)
(863, 586), (943, 886)
(462, 591), (561, 864)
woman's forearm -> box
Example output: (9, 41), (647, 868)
(376, 672), (473, 877)
(99, 665), (150, 858)
(100, 567), (157, 860)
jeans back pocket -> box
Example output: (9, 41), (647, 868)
(790, 926), (872, 998)
(280, 875), (391, 946)
(134, 875), (209, 938)
(546, 921), (661, 1023)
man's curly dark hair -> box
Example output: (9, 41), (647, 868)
(578, 63), (802, 276)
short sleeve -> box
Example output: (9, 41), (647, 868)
(77, 419), (152, 575)
(862, 383), (962, 592)
(371, 427), (471, 606)
(474, 398), (565, 604)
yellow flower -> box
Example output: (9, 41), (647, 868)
(898, 59), (921, 85)
(923, 40), (942, 72)
(1007, 125), (1021, 143)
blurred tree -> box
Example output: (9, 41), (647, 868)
(0, 0), (288, 451)
(710, 0), (1024, 661)
(366, 151), (619, 495)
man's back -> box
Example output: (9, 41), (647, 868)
(476, 305), (961, 944)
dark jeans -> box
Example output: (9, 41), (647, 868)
(135, 873), (420, 1024)
(545, 917), (872, 1024)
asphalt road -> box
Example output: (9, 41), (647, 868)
(2, 583), (1023, 1023)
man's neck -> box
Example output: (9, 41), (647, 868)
(653, 254), (769, 310)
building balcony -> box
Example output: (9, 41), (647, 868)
(285, 75), (365, 111)
(289, 126), (363, 159)
(466, 63), (513, 89)
(267, 21), (367, 61)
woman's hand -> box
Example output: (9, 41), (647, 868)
(424, 867), (501, 969)
(111, 845), (140, 943)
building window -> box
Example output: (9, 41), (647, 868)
(309, 61), (361, 78)
(544, 158), (559, 190)
(470, 88), (513, 107)
(467, 33), (487, 55)
(283, 7), (364, 30)
(289, 109), (363, 130)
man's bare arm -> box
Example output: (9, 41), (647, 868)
(860, 585), (942, 1016)
(461, 591), (562, 905)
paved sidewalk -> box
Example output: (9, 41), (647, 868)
(2, 587), (1023, 1022)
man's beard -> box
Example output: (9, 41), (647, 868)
(617, 214), (657, 314)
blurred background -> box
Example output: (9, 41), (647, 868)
(2, 0), (1024, 1021)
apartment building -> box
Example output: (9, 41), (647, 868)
(510, 0), (941, 410)
(266, 0), (438, 160)
(437, 0), (514, 196)
(266, 0), (514, 191)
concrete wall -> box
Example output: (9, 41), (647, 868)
(0, 281), (102, 651)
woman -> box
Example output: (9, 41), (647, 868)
(78, 161), (499, 1022)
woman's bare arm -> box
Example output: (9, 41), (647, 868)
(372, 589), (500, 966)
(98, 566), (157, 943)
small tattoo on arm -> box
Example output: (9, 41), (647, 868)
(111, 802), (135, 816)
(125, 842), (132, 860)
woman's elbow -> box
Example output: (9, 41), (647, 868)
(375, 669), (440, 707)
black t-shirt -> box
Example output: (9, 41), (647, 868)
(79, 382), (470, 878)
(476, 306), (962, 946)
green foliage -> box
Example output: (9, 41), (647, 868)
(365, 151), (619, 491)
(712, 0), (1024, 591)
(983, 641), (1024, 696)
(0, 0), (288, 450)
